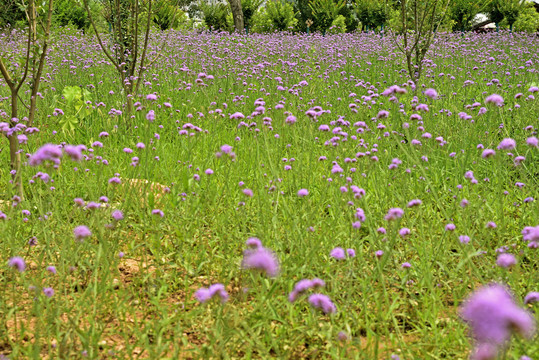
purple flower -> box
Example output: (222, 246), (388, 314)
(151, 209), (164, 217)
(308, 293), (336, 314)
(146, 110), (155, 122)
(486, 222), (497, 229)
(242, 246), (279, 277)
(205, 169), (214, 175)
(64, 145), (84, 161)
(86, 201), (100, 210)
(376, 110), (389, 119)
(399, 228), (411, 237)
(514, 156), (525, 165)
(146, 94), (157, 101)
(401, 262), (411, 268)
(526, 136), (538, 147)
(524, 292), (539, 305)
(242, 188), (253, 197)
(496, 253), (517, 268)
(46, 266), (57, 274)
(8, 257), (26, 272)
(297, 189), (309, 197)
(337, 331), (349, 341)
(482, 149), (496, 158)
(74, 225), (92, 241)
(459, 235), (471, 244)
(195, 283), (229, 303)
(112, 210), (124, 221)
(29, 144), (63, 166)
(330, 247), (346, 260)
(485, 94), (504, 106)
(375, 250), (384, 258)
(346, 248), (356, 257)
(497, 138), (516, 150)
(220, 144), (233, 154)
(471, 343), (497, 360)
(230, 112), (245, 119)
(108, 177), (121, 184)
(460, 283), (536, 351)
(407, 199), (422, 208)
(289, 278), (325, 302)
(425, 88), (438, 99)
(245, 237), (262, 249)
(445, 223), (456, 231)
(522, 225), (539, 244)
(43, 287), (54, 298)
(385, 208), (404, 221)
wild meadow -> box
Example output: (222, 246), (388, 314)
(0, 29), (538, 359)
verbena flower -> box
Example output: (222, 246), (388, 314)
(297, 189), (309, 197)
(497, 138), (516, 150)
(73, 225), (92, 241)
(330, 247), (346, 260)
(524, 292), (539, 305)
(485, 94), (504, 106)
(385, 208), (404, 221)
(460, 283), (536, 358)
(43, 287), (55, 298)
(8, 257), (26, 272)
(29, 144), (63, 166)
(496, 253), (517, 268)
(289, 278), (325, 302)
(242, 245), (279, 277)
(425, 88), (438, 99)
(407, 199), (422, 208)
(459, 235), (471, 244)
(308, 293), (336, 314)
(195, 283), (229, 303)
(111, 210), (124, 221)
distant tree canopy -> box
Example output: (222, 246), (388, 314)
(2, 0), (538, 32)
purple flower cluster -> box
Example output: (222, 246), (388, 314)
(460, 284), (536, 359)
(241, 238), (279, 277)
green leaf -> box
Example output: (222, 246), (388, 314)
(62, 86), (82, 104)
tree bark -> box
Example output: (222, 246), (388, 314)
(228, 0), (244, 33)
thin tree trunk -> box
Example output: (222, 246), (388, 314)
(9, 88), (24, 200)
(228, 0), (244, 33)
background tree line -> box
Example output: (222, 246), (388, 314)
(1, 0), (538, 34)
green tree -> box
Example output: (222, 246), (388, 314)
(391, 0), (451, 81)
(309, 0), (345, 34)
(513, 2), (539, 32)
(488, 0), (526, 31)
(241, 0), (264, 32)
(0, 0), (28, 28)
(200, 0), (231, 30)
(153, 0), (185, 30)
(54, 0), (91, 30)
(355, 0), (388, 30)
(262, 0), (298, 31)
(448, 0), (490, 31)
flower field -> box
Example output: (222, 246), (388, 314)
(1, 29), (538, 359)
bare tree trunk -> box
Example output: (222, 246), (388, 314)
(228, 0), (244, 33)
(9, 88), (24, 200)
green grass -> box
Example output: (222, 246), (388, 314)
(0, 29), (538, 359)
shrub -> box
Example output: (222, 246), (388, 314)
(260, 0), (298, 32)
(513, 3), (539, 32)
(328, 14), (347, 33)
